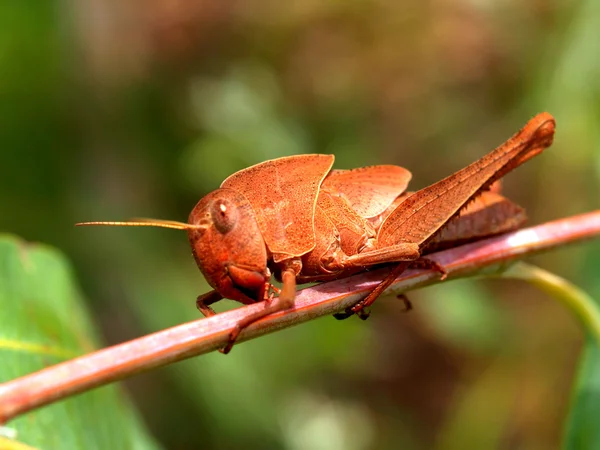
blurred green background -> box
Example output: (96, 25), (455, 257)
(1, 1), (599, 449)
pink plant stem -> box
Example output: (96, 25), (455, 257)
(0, 211), (599, 423)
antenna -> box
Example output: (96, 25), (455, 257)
(75, 218), (206, 231)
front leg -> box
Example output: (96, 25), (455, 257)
(222, 259), (302, 354)
(196, 290), (224, 317)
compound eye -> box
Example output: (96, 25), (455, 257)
(210, 199), (238, 234)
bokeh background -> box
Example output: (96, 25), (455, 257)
(1, 1), (599, 448)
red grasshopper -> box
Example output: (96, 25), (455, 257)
(78, 112), (556, 353)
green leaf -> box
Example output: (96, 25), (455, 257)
(563, 338), (600, 450)
(0, 234), (160, 450)
(501, 263), (600, 450)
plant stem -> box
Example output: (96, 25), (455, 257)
(500, 262), (600, 344)
(0, 210), (599, 424)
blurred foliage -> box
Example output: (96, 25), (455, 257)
(0, 0), (599, 449)
(0, 235), (159, 449)
(563, 339), (600, 450)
